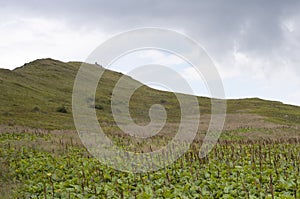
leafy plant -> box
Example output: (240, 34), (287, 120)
(1, 131), (299, 198)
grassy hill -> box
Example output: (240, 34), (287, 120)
(0, 58), (299, 136)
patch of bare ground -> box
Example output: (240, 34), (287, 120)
(1, 111), (299, 147)
(221, 113), (299, 140)
(108, 113), (300, 142)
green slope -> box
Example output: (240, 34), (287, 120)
(0, 58), (299, 130)
(0, 58), (184, 129)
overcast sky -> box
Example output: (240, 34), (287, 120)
(1, 0), (300, 105)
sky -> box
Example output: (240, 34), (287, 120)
(0, 0), (300, 105)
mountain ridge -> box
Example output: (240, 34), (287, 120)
(3, 58), (294, 106)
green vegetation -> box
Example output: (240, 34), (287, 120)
(0, 131), (299, 198)
(228, 98), (300, 126)
(56, 106), (68, 113)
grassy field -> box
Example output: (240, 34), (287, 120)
(0, 58), (300, 198)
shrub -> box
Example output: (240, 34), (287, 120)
(56, 106), (68, 113)
(95, 104), (104, 110)
(32, 106), (40, 112)
(160, 99), (167, 104)
(2, 112), (12, 116)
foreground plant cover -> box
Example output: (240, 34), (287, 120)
(0, 131), (299, 198)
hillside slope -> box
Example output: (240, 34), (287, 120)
(0, 58), (186, 129)
(0, 58), (299, 138)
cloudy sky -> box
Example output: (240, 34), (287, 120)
(1, 0), (300, 105)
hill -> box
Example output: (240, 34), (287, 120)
(0, 58), (299, 139)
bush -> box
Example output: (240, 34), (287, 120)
(95, 104), (104, 110)
(160, 99), (167, 104)
(56, 106), (68, 113)
(32, 106), (41, 112)
(2, 111), (12, 116)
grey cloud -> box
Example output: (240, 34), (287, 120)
(2, 0), (300, 74)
